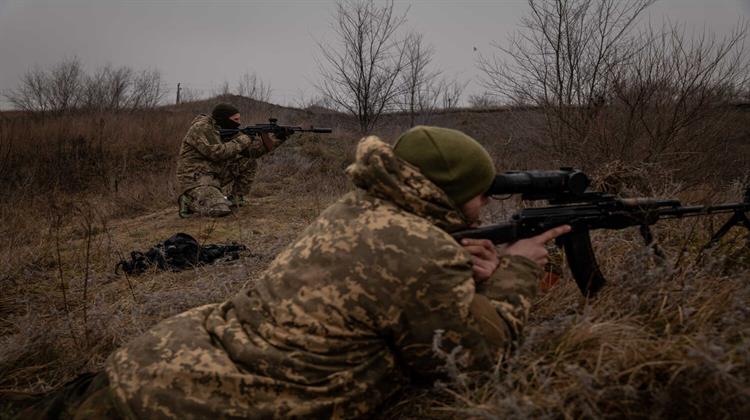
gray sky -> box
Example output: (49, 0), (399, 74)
(0, 0), (748, 109)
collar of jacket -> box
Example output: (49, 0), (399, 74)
(346, 136), (470, 233)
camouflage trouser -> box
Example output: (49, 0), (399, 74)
(15, 372), (121, 420)
(180, 157), (257, 217)
(219, 155), (258, 198)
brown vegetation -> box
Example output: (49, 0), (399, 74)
(0, 91), (749, 419)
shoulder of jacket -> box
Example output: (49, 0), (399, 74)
(344, 191), (468, 257)
(187, 115), (219, 136)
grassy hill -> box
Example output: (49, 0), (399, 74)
(1, 97), (749, 418)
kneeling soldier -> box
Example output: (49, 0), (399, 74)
(176, 103), (283, 217)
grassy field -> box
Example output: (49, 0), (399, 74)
(1, 97), (749, 418)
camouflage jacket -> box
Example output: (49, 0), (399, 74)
(106, 136), (542, 419)
(175, 114), (276, 193)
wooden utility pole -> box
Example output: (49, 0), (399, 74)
(176, 83), (181, 105)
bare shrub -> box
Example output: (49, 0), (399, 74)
(4, 66), (50, 113)
(399, 33), (442, 126)
(479, 0), (655, 108)
(128, 69), (166, 110)
(236, 71), (273, 102)
(479, 0), (749, 189)
(179, 86), (204, 103)
(604, 23), (750, 184)
(316, 0), (409, 133)
(439, 77), (467, 110)
(467, 91), (502, 109)
(4, 57), (86, 114)
(46, 57), (86, 113)
(6, 59), (167, 114)
(213, 80), (232, 97)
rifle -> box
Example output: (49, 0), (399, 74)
(451, 169), (750, 296)
(219, 118), (332, 141)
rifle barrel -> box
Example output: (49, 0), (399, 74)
(656, 203), (750, 219)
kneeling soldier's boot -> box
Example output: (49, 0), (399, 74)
(183, 187), (233, 218)
(178, 194), (193, 218)
(228, 194), (247, 208)
(207, 202), (232, 217)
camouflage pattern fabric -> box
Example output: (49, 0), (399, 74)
(182, 185), (232, 217)
(176, 114), (278, 212)
(14, 372), (120, 420)
(105, 136), (542, 419)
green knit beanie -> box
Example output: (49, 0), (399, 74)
(393, 126), (495, 206)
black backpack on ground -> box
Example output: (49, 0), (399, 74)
(115, 233), (246, 275)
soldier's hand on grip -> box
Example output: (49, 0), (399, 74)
(460, 238), (499, 282)
(234, 134), (254, 150)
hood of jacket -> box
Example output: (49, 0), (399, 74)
(346, 136), (469, 233)
(190, 113), (218, 128)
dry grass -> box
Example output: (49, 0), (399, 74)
(384, 187), (750, 419)
(385, 252), (750, 419)
(0, 99), (749, 418)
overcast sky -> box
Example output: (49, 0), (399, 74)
(0, 0), (748, 109)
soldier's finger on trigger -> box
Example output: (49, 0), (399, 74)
(538, 225), (571, 244)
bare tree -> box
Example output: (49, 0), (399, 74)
(4, 66), (50, 113)
(6, 59), (166, 114)
(47, 57), (85, 112)
(128, 69), (166, 110)
(604, 23), (750, 181)
(179, 86), (204, 103)
(400, 33), (441, 125)
(81, 64), (132, 111)
(477, 0), (650, 162)
(213, 81), (232, 97)
(468, 92), (501, 108)
(316, 0), (408, 133)
(82, 65), (164, 111)
(478, 0), (749, 187)
(103, 66), (133, 111)
(440, 77), (467, 110)
(236, 71), (272, 102)
(293, 90), (334, 110)
(81, 66), (110, 110)
(5, 57), (85, 114)
(479, 0), (654, 108)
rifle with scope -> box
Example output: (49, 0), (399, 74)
(219, 118), (332, 141)
(451, 169), (750, 297)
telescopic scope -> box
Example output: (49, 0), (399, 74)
(485, 168), (590, 200)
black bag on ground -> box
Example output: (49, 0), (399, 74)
(115, 232), (246, 275)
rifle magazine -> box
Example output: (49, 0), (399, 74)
(560, 229), (606, 297)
